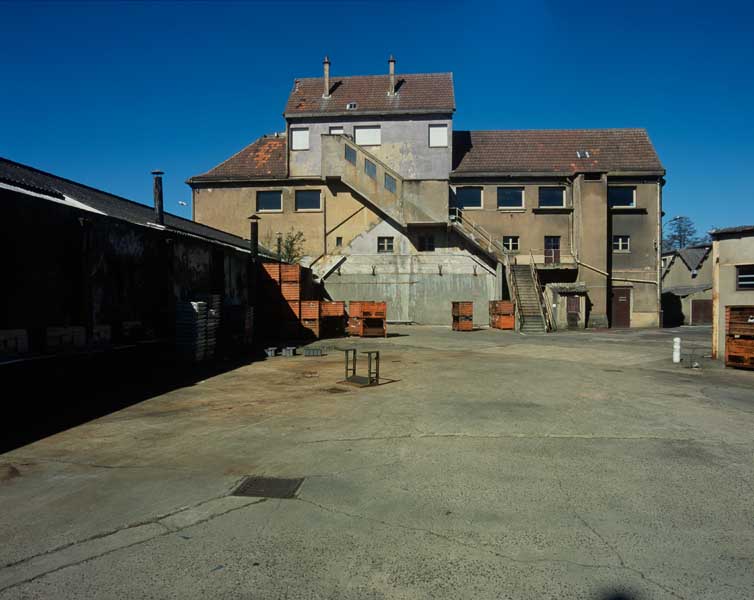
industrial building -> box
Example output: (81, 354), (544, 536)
(188, 56), (666, 330)
(661, 244), (713, 326)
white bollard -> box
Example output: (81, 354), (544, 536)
(673, 337), (681, 363)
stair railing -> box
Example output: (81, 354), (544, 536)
(529, 249), (554, 332)
(503, 252), (523, 332)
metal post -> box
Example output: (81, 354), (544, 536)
(276, 231), (283, 263)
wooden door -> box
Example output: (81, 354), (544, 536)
(691, 299), (712, 325)
(611, 287), (631, 328)
(544, 236), (560, 264)
(566, 295), (580, 329)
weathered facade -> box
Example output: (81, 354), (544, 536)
(189, 57), (665, 328)
(709, 226), (754, 359)
(661, 245), (713, 326)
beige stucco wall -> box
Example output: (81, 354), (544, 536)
(712, 233), (754, 358)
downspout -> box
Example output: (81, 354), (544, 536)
(657, 179), (663, 327)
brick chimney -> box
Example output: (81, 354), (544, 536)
(388, 54), (396, 96)
(323, 56), (331, 98)
(152, 170), (164, 225)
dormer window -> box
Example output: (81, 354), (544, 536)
(576, 150), (591, 159)
(346, 102), (357, 110)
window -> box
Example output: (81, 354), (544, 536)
(335, 236), (343, 248)
(454, 187), (483, 209)
(257, 190), (282, 212)
(544, 236), (560, 264)
(612, 235), (631, 252)
(346, 102), (357, 110)
(737, 265), (754, 290)
(354, 126), (381, 146)
(418, 235), (435, 252)
(377, 236), (394, 253)
(330, 126), (344, 135)
(538, 187), (565, 207)
(428, 124), (448, 148)
(290, 128), (309, 150)
(497, 187), (524, 209)
(345, 144), (357, 164)
(295, 190), (321, 211)
(384, 173), (397, 194)
(364, 158), (377, 179)
(608, 186), (636, 208)
(502, 236), (519, 252)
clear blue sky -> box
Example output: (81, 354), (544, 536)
(2, 0), (753, 234)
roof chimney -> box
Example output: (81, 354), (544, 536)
(388, 54), (396, 96)
(323, 56), (331, 98)
(152, 170), (164, 225)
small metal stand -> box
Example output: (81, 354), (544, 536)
(341, 348), (380, 387)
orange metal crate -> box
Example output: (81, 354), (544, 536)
(281, 264), (302, 283)
(280, 283), (301, 301)
(489, 300), (514, 315)
(301, 301), (320, 320)
(452, 301), (473, 317)
(491, 314), (515, 330)
(320, 301), (345, 317)
(452, 316), (473, 331)
(262, 262), (281, 282)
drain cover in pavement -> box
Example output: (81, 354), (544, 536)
(232, 476), (304, 498)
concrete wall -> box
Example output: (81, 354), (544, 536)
(712, 233), (754, 358)
(287, 113), (453, 180)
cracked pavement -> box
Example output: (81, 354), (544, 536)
(1, 325), (753, 599)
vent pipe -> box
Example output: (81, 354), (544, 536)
(152, 170), (164, 225)
(248, 214), (260, 261)
(388, 54), (396, 95)
(323, 56), (331, 98)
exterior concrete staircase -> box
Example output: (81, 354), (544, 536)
(511, 265), (547, 334)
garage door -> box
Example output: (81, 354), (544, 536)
(691, 299), (712, 325)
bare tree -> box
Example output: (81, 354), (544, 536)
(663, 216), (708, 251)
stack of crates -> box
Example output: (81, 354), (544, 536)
(725, 305), (754, 370)
(489, 300), (515, 330)
(348, 301), (387, 337)
(300, 300), (321, 338)
(452, 301), (474, 331)
(321, 301), (346, 337)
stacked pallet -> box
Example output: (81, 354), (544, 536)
(489, 300), (515, 330)
(204, 294), (221, 359)
(176, 301), (208, 362)
(725, 305), (754, 370)
(452, 301), (474, 331)
(348, 301), (387, 337)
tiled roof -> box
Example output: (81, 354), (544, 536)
(284, 73), (455, 117)
(677, 246), (710, 272)
(189, 135), (287, 183)
(452, 129), (664, 175)
(710, 225), (754, 237)
(0, 157), (267, 253)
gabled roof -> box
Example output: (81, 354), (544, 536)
(677, 245), (710, 272)
(284, 73), (455, 118)
(709, 225), (754, 238)
(188, 134), (287, 183)
(452, 129), (664, 176)
(0, 157), (266, 253)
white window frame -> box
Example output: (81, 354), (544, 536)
(428, 124), (448, 148)
(502, 236), (520, 252)
(497, 186), (525, 211)
(608, 185), (637, 208)
(354, 125), (381, 147)
(612, 235), (631, 252)
(290, 128), (310, 151)
(454, 186), (484, 210)
(256, 190), (283, 213)
(294, 189), (322, 212)
(329, 126), (345, 135)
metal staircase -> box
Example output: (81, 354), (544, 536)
(510, 265), (547, 333)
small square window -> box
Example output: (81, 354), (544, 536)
(736, 265), (754, 290)
(291, 128), (309, 150)
(257, 190), (282, 212)
(502, 236), (519, 252)
(538, 187), (565, 208)
(384, 173), (397, 194)
(418, 235), (435, 252)
(345, 145), (357, 164)
(364, 158), (377, 180)
(497, 187), (524, 209)
(454, 187), (482, 209)
(295, 190), (321, 211)
(335, 236), (343, 247)
(428, 124), (448, 148)
(377, 236), (394, 253)
(608, 186), (636, 208)
(612, 235), (630, 252)
(330, 126), (344, 135)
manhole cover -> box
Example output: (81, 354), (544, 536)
(232, 476), (304, 498)
(325, 387), (348, 394)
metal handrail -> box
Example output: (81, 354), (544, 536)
(529, 249), (554, 332)
(503, 252), (523, 332)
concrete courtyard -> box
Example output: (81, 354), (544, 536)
(1, 325), (753, 599)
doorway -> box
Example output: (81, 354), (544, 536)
(611, 287), (631, 328)
(691, 299), (712, 325)
(566, 295), (581, 329)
